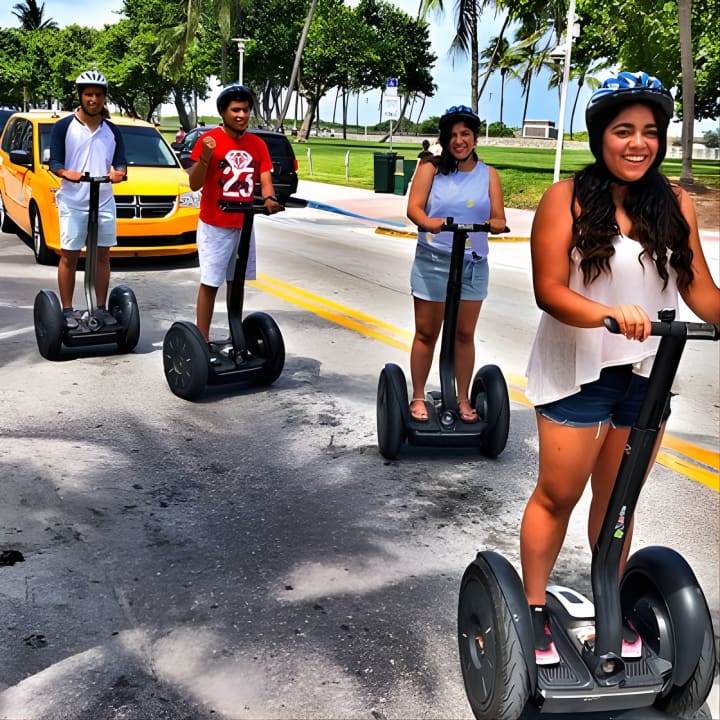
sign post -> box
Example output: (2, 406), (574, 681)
(383, 78), (400, 151)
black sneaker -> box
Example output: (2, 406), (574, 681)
(531, 605), (560, 665)
(63, 308), (79, 329)
(94, 308), (118, 326)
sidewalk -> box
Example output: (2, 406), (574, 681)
(294, 179), (718, 263)
(295, 179), (535, 240)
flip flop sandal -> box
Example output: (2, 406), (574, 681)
(457, 398), (479, 424)
(410, 398), (429, 422)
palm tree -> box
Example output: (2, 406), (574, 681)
(479, 35), (526, 125)
(677, 0), (694, 185)
(420, 0), (486, 113)
(159, 0), (240, 81)
(276, 0), (318, 131)
(11, 0), (58, 30)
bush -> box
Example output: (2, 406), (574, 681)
(488, 121), (514, 138)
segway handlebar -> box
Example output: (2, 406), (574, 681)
(438, 218), (510, 234)
(79, 173), (112, 183)
(604, 312), (720, 340)
(218, 200), (284, 215)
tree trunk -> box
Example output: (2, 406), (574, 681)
(477, 12), (511, 99)
(470, 3), (478, 112)
(296, 97), (318, 141)
(569, 75), (584, 140)
(277, 0), (318, 130)
(678, 0), (694, 186)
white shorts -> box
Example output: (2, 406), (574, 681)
(58, 198), (118, 251)
(196, 219), (257, 288)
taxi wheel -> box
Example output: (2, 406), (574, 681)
(31, 207), (57, 266)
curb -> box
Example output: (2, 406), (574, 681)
(374, 226), (530, 242)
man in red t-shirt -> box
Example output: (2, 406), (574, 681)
(187, 84), (282, 340)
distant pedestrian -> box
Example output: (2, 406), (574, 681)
(175, 127), (186, 143)
(417, 139), (433, 162)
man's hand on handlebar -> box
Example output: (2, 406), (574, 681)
(263, 196), (283, 215)
(109, 168), (127, 184)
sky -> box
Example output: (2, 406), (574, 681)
(1, 0), (714, 136)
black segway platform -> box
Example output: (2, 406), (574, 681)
(33, 174), (140, 360)
(377, 219), (510, 459)
(163, 202), (284, 400)
(457, 311), (719, 720)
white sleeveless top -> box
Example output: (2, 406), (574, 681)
(525, 234), (679, 406)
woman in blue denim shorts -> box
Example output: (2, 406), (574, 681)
(519, 72), (720, 666)
(406, 106), (506, 423)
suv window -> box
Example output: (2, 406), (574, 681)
(0, 109), (15, 138)
(259, 134), (293, 165)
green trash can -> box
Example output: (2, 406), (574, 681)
(394, 158), (416, 195)
(374, 152), (397, 193)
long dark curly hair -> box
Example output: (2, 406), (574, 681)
(572, 105), (694, 291)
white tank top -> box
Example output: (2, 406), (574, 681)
(525, 234), (679, 406)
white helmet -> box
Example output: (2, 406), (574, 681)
(75, 70), (108, 88)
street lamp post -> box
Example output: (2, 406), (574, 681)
(233, 37), (248, 85)
(552, 0), (577, 183)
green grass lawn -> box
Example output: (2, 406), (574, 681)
(161, 128), (719, 210)
(290, 138), (719, 210)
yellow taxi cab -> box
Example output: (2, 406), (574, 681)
(0, 110), (200, 264)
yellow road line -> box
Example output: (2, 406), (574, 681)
(251, 272), (718, 491)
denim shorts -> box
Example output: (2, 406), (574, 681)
(410, 242), (488, 302)
(536, 365), (671, 429)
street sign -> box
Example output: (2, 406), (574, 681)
(386, 78), (398, 97)
(382, 95), (400, 121)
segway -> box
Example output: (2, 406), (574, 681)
(457, 310), (719, 720)
(376, 219), (510, 460)
(33, 174), (140, 360)
(162, 202), (284, 401)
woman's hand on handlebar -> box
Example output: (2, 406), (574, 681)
(419, 217), (445, 234)
(109, 168), (127, 183)
(488, 218), (507, 234)
(606, 304), (651, 342)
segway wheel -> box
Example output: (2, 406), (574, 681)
(109, 284), (140, 353)
(33, 289), (64, 360)
(376, 363), (408, 460)
(163, 321), (210, 400)
(621, 546), (716, 718)
(458, 555), (532, 720)
(471, 364), (510, 458)
(242, 311), (285, 385)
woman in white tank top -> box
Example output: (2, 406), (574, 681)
(519, 72), (720, 666)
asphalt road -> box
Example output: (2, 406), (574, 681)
(0, 195), (718, 720)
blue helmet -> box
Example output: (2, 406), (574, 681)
(439, 104), (481, 133)
(586, 71), (674, 165)
(216, 84), (253, 114)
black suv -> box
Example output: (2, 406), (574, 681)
(172, 126), (299, 202)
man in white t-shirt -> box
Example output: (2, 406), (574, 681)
(49, 70), (127, 329)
